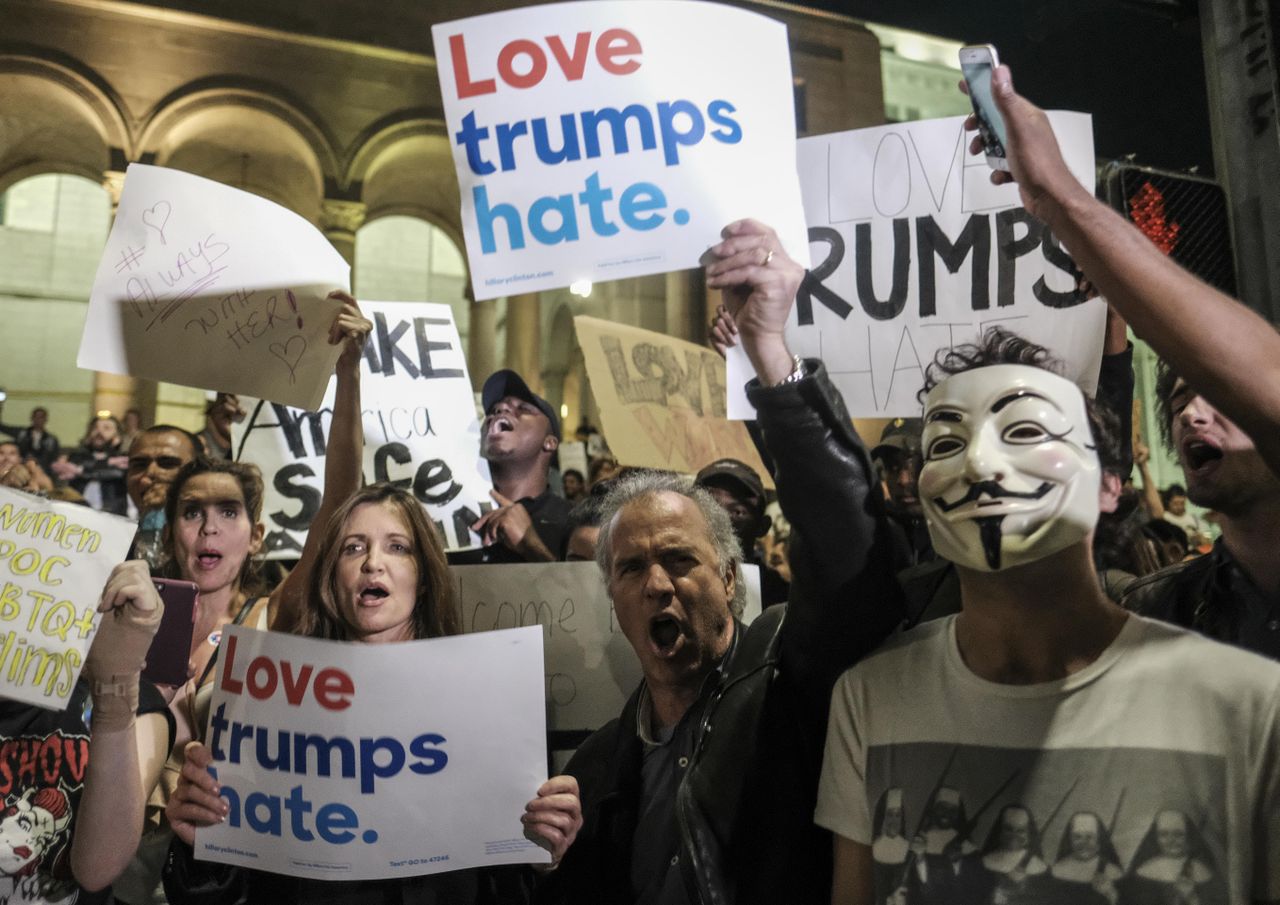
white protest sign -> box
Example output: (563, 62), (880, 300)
(233, 301), (491, 558)
(727, 113), (1107, 418)
(197, 625), (548, 879)
(454, 561), (761, 735)
(79, 164), (349, 410)
(0, 487), (135, 709)
(434, 0), (809, 300)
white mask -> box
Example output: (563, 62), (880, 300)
(918, 364), (1100, 571)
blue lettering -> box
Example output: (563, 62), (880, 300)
(455, 112), (495, 176)
(474, 186), (525, 254)
(285, 785), (314, 841)
(245, 791), (282, 836)
(533, 113), (582, 165)
(359, 737), (406, 794)
(708, 100), (742, 144)
(495, 120), (528, 172)
(528, 194), (579, 246)
(578, 172), (619, 237)
(657, 100), (705, 165)
(619, 182), (667, 231)
(408, 733), (449, 775)
(316, 803), (359, 844)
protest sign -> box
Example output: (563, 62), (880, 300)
(726, 113), (1107, 419)
(433, 0), (809, 300)
(197, 625), (548, 879)
(79, 164), (349, 410)
(0, 487), (135, 709)
(454, 561), (761, 735)
(574, 316), (772, 486)
(233, 301), (492, 558)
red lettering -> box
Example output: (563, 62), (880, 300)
(314, 668), (355, 711)
(596, 28), (642, 75)
(452, 29), (643, 97)
(246, 657), (277, 699)
(0, 741), (14, 795)
(450, 33), (497, 99)
(220, 634), (244, 694)
(279, 661), (314, 706)
(38, 737), (60, 785)
(497, 38), (547, 89)
(16, 742), (37, 788)
(546, 32), (591, 81)
(64, 738), (89, 784)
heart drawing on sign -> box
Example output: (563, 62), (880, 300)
(141, 200), (171, 244)
(269, 335), (307, 383)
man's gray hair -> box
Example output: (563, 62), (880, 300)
(594, 470), (747, 618)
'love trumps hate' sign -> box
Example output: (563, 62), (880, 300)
(434, 1), (810, 299)
(198, 626), (549, 880)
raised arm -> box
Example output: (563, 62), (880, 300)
(976, 64), (1280, 474)
(704, 221), (905, 698)
(73, 560), (171, 891)
(269, 292), (371, 633)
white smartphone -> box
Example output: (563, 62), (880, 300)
(959, 44), (1010, 172)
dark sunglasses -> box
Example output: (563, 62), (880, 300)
(128, 455), (186, 472)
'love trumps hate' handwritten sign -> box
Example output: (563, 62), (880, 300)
(79, 164), (349, 411)
(434, 0), (810, 299)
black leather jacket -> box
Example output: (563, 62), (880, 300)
(1120, 539), (1280, 660)
(540, 361), (904, 905)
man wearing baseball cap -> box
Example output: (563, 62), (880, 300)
(696, 458), (790, 606)
(870, 418), (934, 566)
(466, 368), (572, 563)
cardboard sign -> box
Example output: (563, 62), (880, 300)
(434, 0), (810, 300)
(454, 561), (761, 734)
(0, 487), (135, 709)
(726, 113), (1107, 418)
(79, 164), (349, 410)
(233, 301), (492, 558)
(197, 625), (548, 880)
(575, 316), (773, 486)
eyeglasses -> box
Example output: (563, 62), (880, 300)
(128, 456), (186, 473)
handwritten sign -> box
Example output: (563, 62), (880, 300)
(233, 301), (492, 558)
(197, 625), (548, 879)
(433, 0), (809, 300)
(0, 487), (135, 709)
(78, 164), (350, 410)
(726, 114), (1107, 418)
(575, 316), (773, 487)
(453, 561), (761, 735)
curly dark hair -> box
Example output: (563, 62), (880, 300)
(1154, 358), (1181, 452)
(918, 328), (1063, 401)
(917, 328), (1124, 474)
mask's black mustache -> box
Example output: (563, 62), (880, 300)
(977, 516), (1005, 569)
(932, 480), (1054, 513)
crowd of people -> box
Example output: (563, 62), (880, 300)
(0, 62), (1275, 905)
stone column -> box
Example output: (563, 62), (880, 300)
(468, 289), (498, 392)
(665, 268), (708, 344)
(505, 292), (542, 392)
(320, 199), (368, 267)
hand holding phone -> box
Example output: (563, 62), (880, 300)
(959, 45), (1010, 172)
(143, 578), (199, 687)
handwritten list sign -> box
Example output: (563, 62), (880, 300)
(725, 114), (1106, 418)
(78, 164), (349, 411)
(0, 487), (135, 710)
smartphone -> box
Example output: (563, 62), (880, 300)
(959, 44), (1010, 172)
(142, 578), (198, 687)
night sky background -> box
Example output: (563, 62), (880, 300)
(799, 0), (1212, 175)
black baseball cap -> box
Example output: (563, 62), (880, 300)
(481, 369), (561, 440)
(695, 458), (766, 514)
(871, 418), (923, 460)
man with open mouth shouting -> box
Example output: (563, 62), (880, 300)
(1120, 361), (1280, 660)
